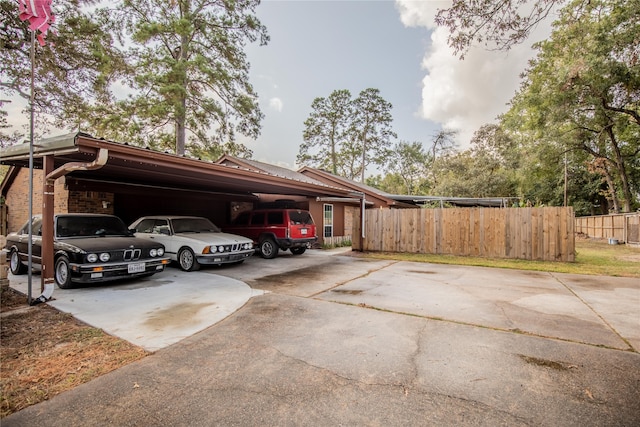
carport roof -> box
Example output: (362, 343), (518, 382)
(0, 132), (358, 199)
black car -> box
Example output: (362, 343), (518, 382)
(5, 214), (170, 288)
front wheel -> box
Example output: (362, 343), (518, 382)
(178, 247), (200, 271)
(54, 255), (73, 289)
(9, 249), (27, 275)
(259, 238), (279, 259)
(290, 247), (306, 255)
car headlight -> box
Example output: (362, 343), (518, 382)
(150, 249), (157, 257)
(245, 243), (252, 249)
(99, 253), (110, 262)
(218, 245), (225, 252)
(87, 253), (98, 263)
(157, 248), (164, 256)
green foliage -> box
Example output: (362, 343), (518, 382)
(1, 1), (268, 157)
(428, 124), (519, 198)
(350, 88), (396, 182)
(84, 0), (269, 156)
(435, 0), (569, 57)
(385, 141), (430, 195)
(0, 0), (128, 141)
(363, 239), (640, 278)
(503, 0), (639, 213)
(0, 164), (8, 189)
(321, 238), (352, 250)
(298, 89), (352, 175)
(366, 173), (407, 195)
(298, 88), (395, 182)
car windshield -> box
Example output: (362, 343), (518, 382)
(172, 218), (220, 233)
(289, 211), (314, 225)
(56, 216), (130, 238)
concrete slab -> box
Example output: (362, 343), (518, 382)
(8, 268), (262, 352)
(5, 293), (640, 427)
(555, 272), (640, 351)
(317, 261), (639, 351)
(5, 248), (640, 426)
(214, 248), (395, 297)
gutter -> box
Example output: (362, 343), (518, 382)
(46, 148), (109, 184)
(316, 196), (374, 206)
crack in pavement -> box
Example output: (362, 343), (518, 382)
(323, 300), (637, 353)
(549, 273), (636, 352)
(307, 260), (399, 298)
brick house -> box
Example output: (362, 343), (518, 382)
(216, 156), (416, 247)
(1, 133), (356, 253)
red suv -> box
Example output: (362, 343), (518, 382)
(224, 209), (317, 259)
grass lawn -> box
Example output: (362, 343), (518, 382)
(361, 238), (640, 278)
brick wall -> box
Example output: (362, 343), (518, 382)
(68, 191), (114, 215)
(4, 168), (70, 232)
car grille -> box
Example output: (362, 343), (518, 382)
(221, 244), (245, 253)
(124, 249), (142, 261)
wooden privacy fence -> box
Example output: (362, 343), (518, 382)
(574, 213), (640, 244)
(354, 207), (575, 262)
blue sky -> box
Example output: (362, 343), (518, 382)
(242, 0), (437, 170)
(241, 0), (436, 170)
(241, 0), (553, 173)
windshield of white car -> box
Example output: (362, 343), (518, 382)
(172, 218), (220, 233)
(56, 216), (130, 238)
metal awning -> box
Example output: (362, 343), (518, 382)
(1, 132), (357, 199)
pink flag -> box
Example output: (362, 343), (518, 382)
(18, 0), (55, 46)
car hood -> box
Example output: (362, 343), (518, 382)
(174, 232), (252, 245)
(55, 236), (164, 252)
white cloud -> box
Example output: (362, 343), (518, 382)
(269, 97), (283, 112)
(396, 0), (552, 147)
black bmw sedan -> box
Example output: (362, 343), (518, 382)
(5, 214), (170, 288)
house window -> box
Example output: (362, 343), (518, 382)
(323, 204), (333, 238)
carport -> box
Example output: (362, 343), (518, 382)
(0, 132), (361, 293)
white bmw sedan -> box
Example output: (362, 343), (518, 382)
(130, 216), (254, 271)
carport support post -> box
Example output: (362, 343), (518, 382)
(41, 155), (55, 293)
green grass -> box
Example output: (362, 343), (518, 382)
(359, 239), (640, 278)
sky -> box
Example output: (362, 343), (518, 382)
(6, 0), (554, 174)
(239, 0), (554, 172)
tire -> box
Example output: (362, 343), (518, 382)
(290, 247), (306, 255)
(178, 247), (200, 271)
(259, 238), (279, 259)
(54, 255), (73, 289)
(9, 249), (27, 275)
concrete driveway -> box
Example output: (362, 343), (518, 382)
(5, 248), (640, 426)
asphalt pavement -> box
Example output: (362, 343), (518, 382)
(4, 248), (640, 426)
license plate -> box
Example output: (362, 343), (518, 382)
(128, 262), (145, 273)
(301, 228), (307, 235)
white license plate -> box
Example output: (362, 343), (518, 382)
(128, 262), (146, 273)
(301, 228), (307, 235)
